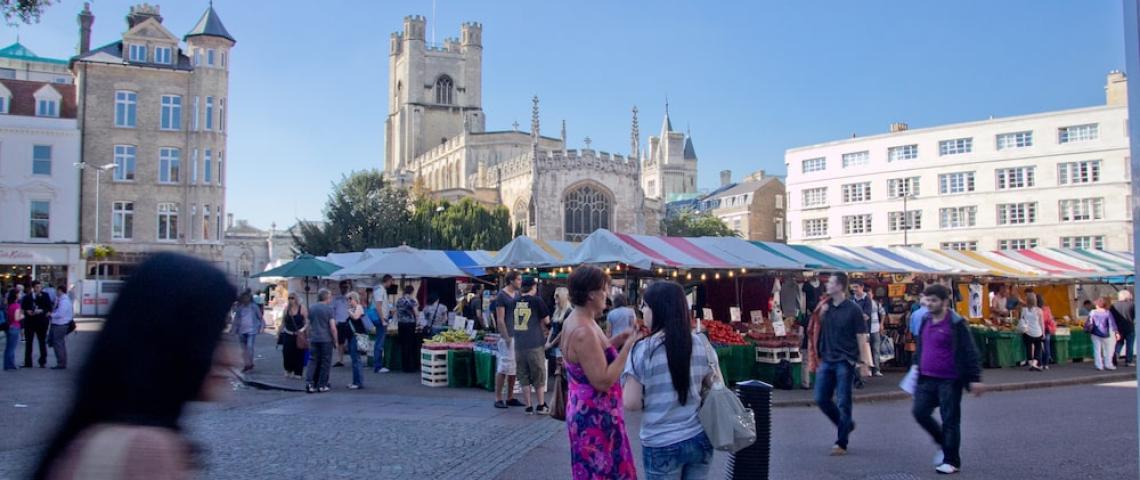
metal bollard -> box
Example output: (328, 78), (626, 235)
(727, 380), (771, 480)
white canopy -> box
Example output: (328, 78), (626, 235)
(332, 245), (470, 279)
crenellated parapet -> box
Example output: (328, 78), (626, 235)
(498, 149), (640, 181)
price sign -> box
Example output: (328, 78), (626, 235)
(750, 310), (764, 324)
(772, 320), (787, 337)
(730, 307), (742, 323)
(702, 308), (714, 320)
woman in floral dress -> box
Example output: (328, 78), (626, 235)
(561, 266), (641, 479)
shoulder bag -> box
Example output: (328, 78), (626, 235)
(698, 335), (757, 452)
(550, 370), (568, 421)
(292, 312), (310, 350)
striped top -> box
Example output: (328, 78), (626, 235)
(622, 332), (713, 448)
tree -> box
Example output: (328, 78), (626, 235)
(3, 0), (51, 25)
(661, 210), (739, 237)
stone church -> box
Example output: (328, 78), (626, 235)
(384, 16), (699, 241)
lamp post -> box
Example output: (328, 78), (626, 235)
(75, 162), (117, 244)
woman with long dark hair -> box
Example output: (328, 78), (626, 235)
(622, 281), (717, 479)
(280, 294), (308, 379)
(560, 266), (640, 479)
(33, 253), (237, 480)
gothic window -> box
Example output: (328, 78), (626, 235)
(513, 199), (527, 231)
(563, 184), (612, 242)
(435, 75), (454, 105)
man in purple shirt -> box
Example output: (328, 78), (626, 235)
(911, 284), (986, 475)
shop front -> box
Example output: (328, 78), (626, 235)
(0, 244), (81, 293)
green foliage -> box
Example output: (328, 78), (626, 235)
(293, 170), (512, 255)
(661, 210), (739, 237)
(2, 0), (51, 25)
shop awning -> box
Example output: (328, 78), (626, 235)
(333, 245), (470, 279)
(487, 236), (563, 268)
(787, 245), (870, 271)
(444, 250), (490, 277)
(559, 229), (801, 271)
(750, 242), (836, 270)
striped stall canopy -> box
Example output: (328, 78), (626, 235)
(560, 229), (801, 271)
(750, 241), (839, 270)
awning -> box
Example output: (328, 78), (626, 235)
(445, 250), (489, 277)
(560, 229), (801, 271)
(332, 245), (470, 279)
(750, 242), (837, 270)
(788, 245), (868, 271)
(487, 236), (562, 268)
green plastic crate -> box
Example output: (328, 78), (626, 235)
(991, 331), (1026, 368)
(447, 350), (475, 388)
(1051, 335), (1071, 364)
(1069, 330), (1093, 361)
(474, 350), (496, 391)
(754, 361), (802, 387)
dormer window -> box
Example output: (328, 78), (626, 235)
(34, 85), (61, 118)
(128, 44), (148, 62)
(154, 46), (172, 65)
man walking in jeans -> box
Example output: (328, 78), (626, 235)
(911, 284), (985, 475)
(811, 272), (872, 456)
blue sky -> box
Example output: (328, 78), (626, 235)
(8, 0), (1126, 230)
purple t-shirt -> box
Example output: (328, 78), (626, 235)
(919, 313), (957, 380)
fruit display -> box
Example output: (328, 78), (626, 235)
(704, 320), (747, 346)
(425, 329), (473, 344)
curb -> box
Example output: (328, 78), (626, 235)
(771, 372), (1136, 408)
(229, 369), (306, 392)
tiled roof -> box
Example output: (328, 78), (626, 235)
(0, 79), (78, 118)
(683, 136), (697, 159)
(184, 6), (235, 43)
(72, 41), (193, 71)
(0, 42), (68, 65)
(708, 177), (780, 199)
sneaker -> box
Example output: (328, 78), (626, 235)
(934, 450), (945, 466)
(494, 400), (508, 409)
(830, 444), (847, 456)
(318, 386), (330, 393)
(1107, 366), (1118, 371)
(935, 463), (959, 474)
(305, 384), (314, 394)
(333, 362), (345, 368)
(379, 368), (390, 373)
(536, 404), (551, 415)
(506, 398), (525, 407)
(525, 406), (535, 415)
(347, 384), (362, 390)
(873, 371), (884, 377)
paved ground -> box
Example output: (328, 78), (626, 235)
(1, 329), (1137, 479)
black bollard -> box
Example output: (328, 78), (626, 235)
(727, 380), (771, 480)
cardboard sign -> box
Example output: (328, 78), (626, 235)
(730, 307), (742, 323)
(703, 308), (714, 320)
(888, 284), (907, 297)
(750, 310), (764, 324)
(772, 320), (787, 337)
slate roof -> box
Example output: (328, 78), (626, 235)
(0, 79), (78, 118)
(683, 136), (697, 160)
(184, 6), (235, 43)
(72, 41), (194, 71)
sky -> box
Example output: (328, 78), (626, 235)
(7, 0), (1126, 230)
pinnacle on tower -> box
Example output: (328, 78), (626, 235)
(631, 106), (640, 158)
(530, 95), (540, 141)
(662, 98), (674, 133)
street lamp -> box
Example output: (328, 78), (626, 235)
(74, 162), (117, 244)
(428, 204), (446, 249)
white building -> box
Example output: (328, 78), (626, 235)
(784, 72), (1131, 251)
(0, 42), (73, 84)
(0, 73), (82, 291)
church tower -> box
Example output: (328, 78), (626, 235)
(643, 103), (698, 201)
(385, 16), (485, 173)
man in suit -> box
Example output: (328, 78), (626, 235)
(21, 281), (54, 368)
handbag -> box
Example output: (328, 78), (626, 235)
(295, 330), (310, 350)
(550, 372), (568, 421)
(698, 336), (757, 452)
(66, 320), (77, 334)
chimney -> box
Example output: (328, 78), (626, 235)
(889, 122), (909, 133)
(126, 3), (162, 28)
(77, 3), (94, 55)
(226, 213), (234, 230)
(719, 170), (732, 187)
(1106, 70), (1128, 106)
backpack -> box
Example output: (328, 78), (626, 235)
(774, 359), (794, 390)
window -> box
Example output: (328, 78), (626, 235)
(36, 99), (57, 117)
(802, 187), (828, 208)
(1058, 160), (1101, 185)
(115, 91), (137, 127)
(192, 96), (199, 130)
(216, 208), (223, 240)
(842, 214), (872, 235)
(841, 182), (871, 203)
(939, 172), (975, 194)
(160, 95), (182, 130)
(775, 217), (784, 240)
(802, 157), (826, 173)
(113, 145), (136, 181)
(202, 205), (211, 241)
(190, 149), (198, 183)
(157, 203), (179, 241)
(112, 201), (133, 240)
(1059, 124), (1098, 143)
(841, 151), (869, 168)
(996, 131), (1033, 150)
(995, 166), (1035, 190)
(1059, 197), (1104, 222)
(999, 239), (1038, 250)
(207, 49), (216, 66)
(939, 206), (977, 229)
(205, 97), (214, 130)
(939, 137), (972, 156)
(1061, 236), (1105, 250)
(219, 98), (225, 132)
(887, 177), (920, 198)
(888, 210), (922, 232)
(159, 148), (181, 184)
(940, 241), (977, 251)
(775, 194), (784, 209)
(563, 184), (611, 242)
(435, 75), (454, 105)
(221, 51), (227, 67)
(0, 95), (7, 114)
(997, 202), (1037, 225)
(204, 150), (213, 183)
(803, 218), (828, 238)
(128, 44), (147, 62)
(32, 145), (51, 175)
(194, 49), (202, 66)
(888, 144), (918, 162)
(29, 200), (49, 239)
(217, 152), (223, 185)
(154, 46), (172, 65)
(0, 68), (12, 79)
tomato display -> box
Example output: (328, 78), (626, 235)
(703, 320), (747, 346)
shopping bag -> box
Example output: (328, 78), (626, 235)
(698, 335), (756, 452)
(899, 365), (918, 395)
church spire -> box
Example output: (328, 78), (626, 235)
(631, 106), (640, 158)
(661, 97), (673, 134)
(530, 95), (540, 143)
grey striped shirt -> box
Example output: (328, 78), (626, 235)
(622, 332), (713, 448)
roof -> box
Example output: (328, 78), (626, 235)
(683, 136), (697, 159)
(0, 79), (78, 118)
(184, 6), (236, 43)
(0, 42), (68, 65)
(662, 112), (673, 133)
(72, 41), (194, 71)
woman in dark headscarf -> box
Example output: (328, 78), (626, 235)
(34, 253), (237, 480)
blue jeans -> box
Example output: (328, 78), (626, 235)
(814, 360), (855, 449)
(912, 376), (963, 468)
(642, 432), (713, 480)
(3, 327), (19, 370)
(347, 335), (363, 387)
(373, 325), (387, 372)
(1115, 331), (1136, 364)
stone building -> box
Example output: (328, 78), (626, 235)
(71, 3), (234, 274)
(698, 170), (787, 242)
(222, 215), (296, 291)
(383, 16), (698, 241)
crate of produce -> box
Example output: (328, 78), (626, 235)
(421, 348), (448, 367)
(421, 370), (448, 387)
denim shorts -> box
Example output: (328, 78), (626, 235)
(642, 432), (713, 480)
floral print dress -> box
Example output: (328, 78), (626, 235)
(565, 346), (637, 480)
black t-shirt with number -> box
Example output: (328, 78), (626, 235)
(510, 294), (550, 351)
(492, 290), (518, 331)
